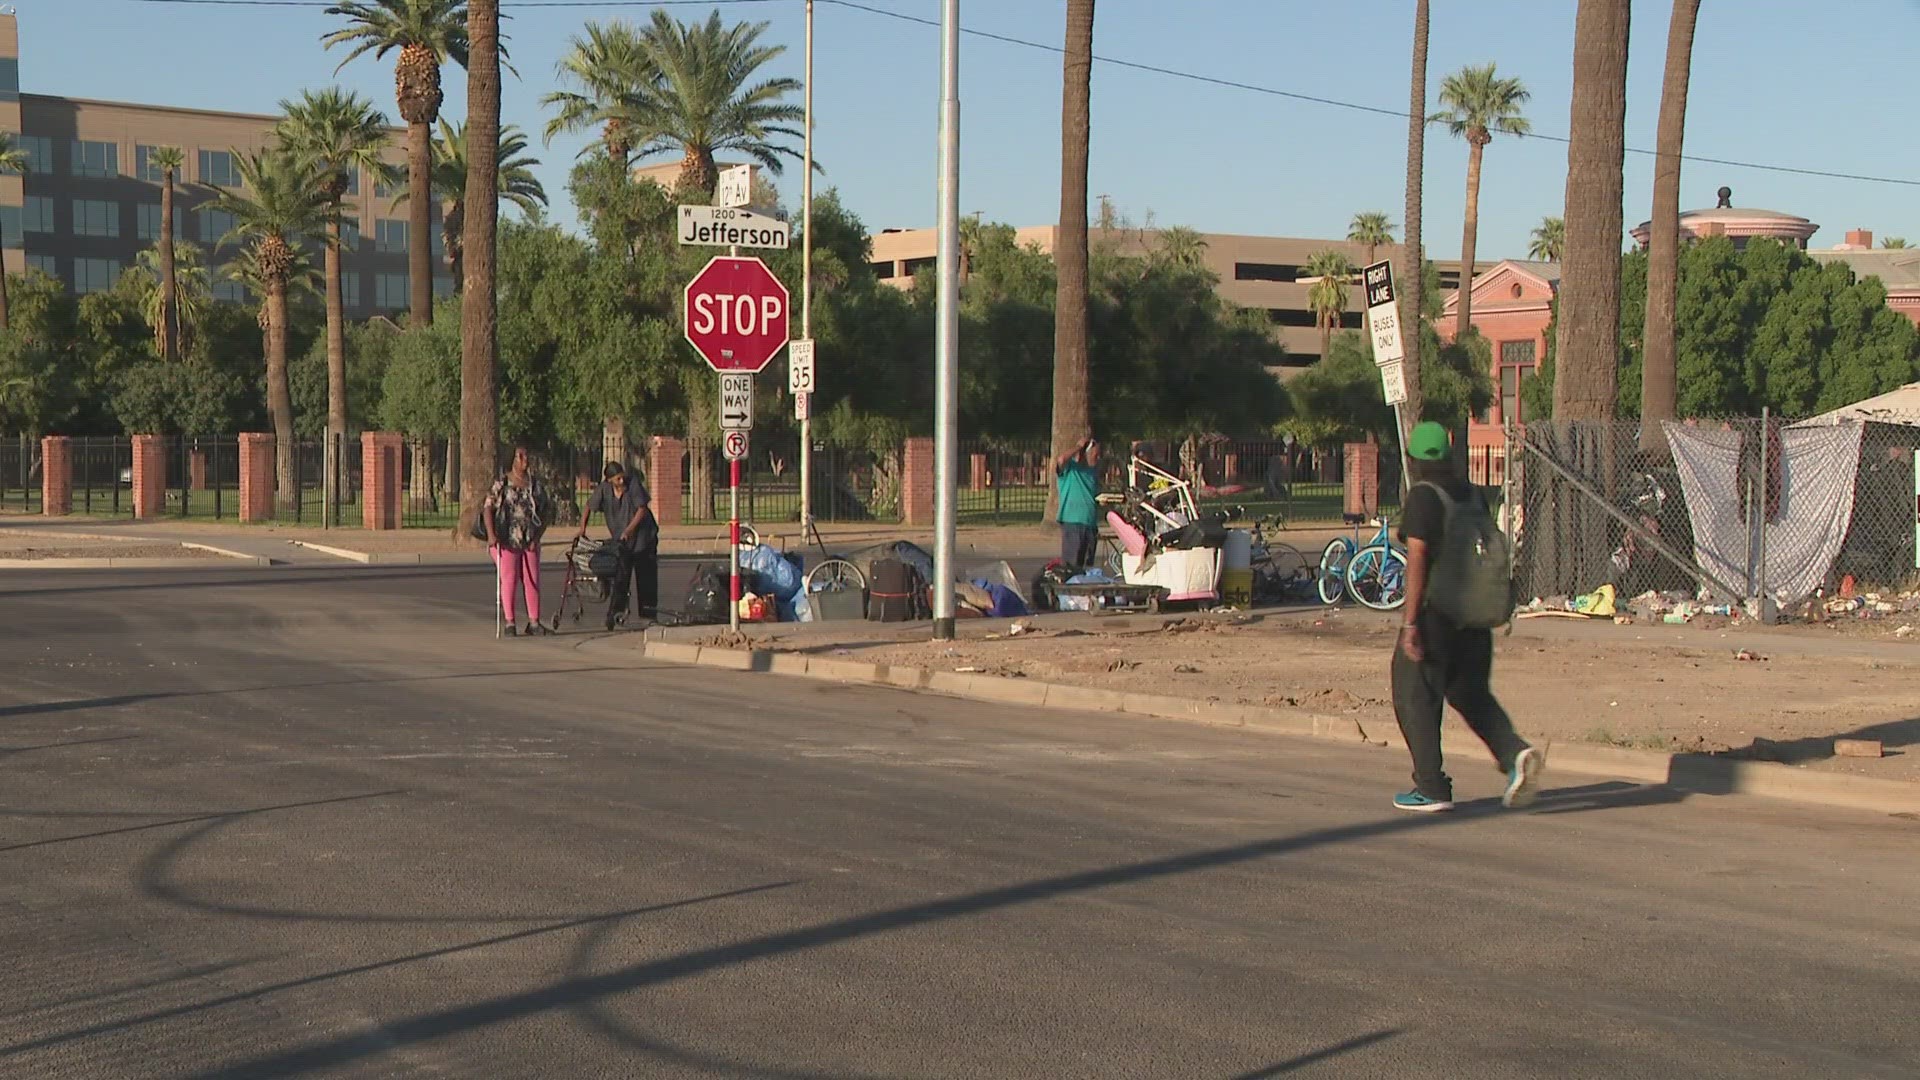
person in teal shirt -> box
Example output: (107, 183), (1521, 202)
(1054, 437), (1104, 567)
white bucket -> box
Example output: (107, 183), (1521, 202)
(1223, 528), (1252, 572)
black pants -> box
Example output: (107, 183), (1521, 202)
(1390, 614), (1528, 802)
(1061, 522), (1099, 568)
(607, 544), (658, 624)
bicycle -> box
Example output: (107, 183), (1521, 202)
(1316, 512), (1407, 610)
(1246, 513), (1313, 603)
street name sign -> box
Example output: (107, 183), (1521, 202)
(1363, 259), (1406, 367)
(683, 256), (791, 373)
(717, 165), (753, 209)
(678, 205), (791, 250)
(719, 372), (754, 430)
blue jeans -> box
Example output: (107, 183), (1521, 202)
(1060, 522), (1099, 568)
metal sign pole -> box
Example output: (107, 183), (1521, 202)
(729, 239), (741, 634)
(800, 0), (815, 537)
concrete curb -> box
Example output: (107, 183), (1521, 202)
(176, 541), (273, 564)
(637, 640), (1920, 817)
(0, 554), (271, 569)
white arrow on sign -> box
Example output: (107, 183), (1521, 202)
(719, 372), (754, 430)
(678, 205), (791, 250)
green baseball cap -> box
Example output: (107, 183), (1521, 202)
(1407, 421), (1451, 461)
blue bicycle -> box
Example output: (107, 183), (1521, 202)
(1316, 513), (1408, 611)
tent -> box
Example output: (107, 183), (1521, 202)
(1793, 381), (1920, 428)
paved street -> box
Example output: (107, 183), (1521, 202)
(1, 565), (1916, 1078)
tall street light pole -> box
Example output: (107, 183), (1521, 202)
(932, 0), (960, 641)
(799, 0), (815, 537)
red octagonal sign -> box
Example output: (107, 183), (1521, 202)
(683, 255), (791, 373)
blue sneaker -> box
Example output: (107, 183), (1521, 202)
(1393, 790), (1455, 813)
(1504, 747), (1545, 809)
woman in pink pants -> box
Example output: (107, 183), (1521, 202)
(485, 446), (549, 636)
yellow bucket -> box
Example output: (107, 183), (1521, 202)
(1221, 567), (1253, 609)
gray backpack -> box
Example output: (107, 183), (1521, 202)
(1418, 482), (1513, 629)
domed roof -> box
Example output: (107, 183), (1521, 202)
(1631, 187), (1818, 246)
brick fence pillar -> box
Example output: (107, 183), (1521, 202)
(647, 436), (684, 527)
(902, 436), (935, 527)
(40, 435), (70, 516)
(130, 435), (165, 519)
(239, 432), (275, 523)
(361, 431), (404, 530)
(1343, 441), (1380, 519)
(188, 447), (208, 490)
(969, 452), (988, 492)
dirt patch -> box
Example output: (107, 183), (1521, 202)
(0, 532), (227, 561)
(848, 611), (1920, 784)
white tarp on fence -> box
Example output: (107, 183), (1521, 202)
(1666, 421), (1864, 607)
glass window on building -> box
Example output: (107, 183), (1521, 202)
(18, 134), (52, 174)
(134, 145), (180, 183)
(375, 219), (408, 254)
(200, 207), (237, 246)
(341, 272), (361, 309)
(374, 176), (399, 200)
(346, 169), (360, 197)
(433, 275), (453, 298)
(340, 219), (361, 251)
(198, 149), (240, 188)
(0, 206), (19, 248)
(213, 280), (248, 305)
(74, 258), (121, 295)
(0, 58), (19, 102)
(26, 254), (58, 279)
(23, 195), (54, 234)
(135, 203), (188, 242)
(72, 199), (120, 238)
(1498, 340), (1538, 424)
(375, 272), (408, 310)
(71, 140), (119, 178)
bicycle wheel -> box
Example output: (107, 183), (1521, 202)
(804, 557), (867, 595)
(1100, 536), (1126, 579)
(1346, 544), (1409, 611)
(1254, 542), (1311, 602)
(1316, 538), (1352, 605)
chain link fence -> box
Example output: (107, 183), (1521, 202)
(1511, 415), (1920, 619)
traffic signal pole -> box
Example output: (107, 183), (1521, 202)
(932, 0), (960, 641)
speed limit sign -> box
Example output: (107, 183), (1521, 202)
(723, 430), (749, 461)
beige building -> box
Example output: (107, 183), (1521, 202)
(869, 225), (1466, 371)
(0, 12), (441, 318)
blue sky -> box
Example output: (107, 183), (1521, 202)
(31, 0), (1920, 258)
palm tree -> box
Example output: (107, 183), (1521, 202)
(1304, 250), (1355, 363)
(1155, 225), (1208, 270)
(409, 119), (546, 286)
(1433, 63), (1530, 340)
(146, 146), (188, 361)
(1883, 237), (1909, 249)
(617, 10), (804, 198)
(0, 134), (29, 332)
(1528, 216), (1565, 262)
(458, 0), (502, 542)
(322, 0), (471, 329)
(1348, 211), (1396, 267)
(1639, 0), (1700, 456)
(211, 148), (331, 509)
(1400, 0), (1429, 432)
(541, 19), (648, 165)
(1051, 0), (1096, 503)
(131, 242), (213, 357)
(1553, 0), (1631, 420)
(276, 88), (396, 524)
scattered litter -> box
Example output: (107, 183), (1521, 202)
(1734, 649), (1766, 662)
(1106, 658), (1139, 673)
(1009, 620), (1031, 637)
(955, 666), (983, 673)
(1173, 663), (1203, 674)
(1896, 625), (1915, 638)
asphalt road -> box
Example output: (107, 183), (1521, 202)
(1, 565), (1916, 1079)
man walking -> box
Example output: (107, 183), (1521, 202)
(1391, 421), (1543, 812)
(1054, 436), (1104, 568)
(577, 461), (658, 631)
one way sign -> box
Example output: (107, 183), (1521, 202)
(719, 372), (753, 431)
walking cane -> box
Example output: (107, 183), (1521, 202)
(494, 544), (503, 640)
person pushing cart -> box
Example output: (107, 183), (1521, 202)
(576, 461), (659, 630)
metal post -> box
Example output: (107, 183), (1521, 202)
(931, 0), (961, 640)
(729, 457), (741, 632)
(799, 0), (815, 537)
(1757, 408), (1772, 621)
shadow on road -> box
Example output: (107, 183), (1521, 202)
(0, 734), (140, 755)
(1230, 1029), (1401, 1077)
(0, 666), (628, 720)
(0, 791), (400, 854)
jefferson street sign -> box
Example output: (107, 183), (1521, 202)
(678, 205), (791, 250)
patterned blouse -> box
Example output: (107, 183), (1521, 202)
(487, 475), (545, 551)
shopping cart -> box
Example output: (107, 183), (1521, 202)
(551, 535), (622, 629)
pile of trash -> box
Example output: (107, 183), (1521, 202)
(1516, 586), (1741, 625)
(1806, 575), (1920, 622)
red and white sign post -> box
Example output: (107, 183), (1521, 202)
(683, 253), (791, 630)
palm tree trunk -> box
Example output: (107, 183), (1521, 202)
(0, 239), (10, 333)
(1639, 0), (1699, 458)
(1553, 0), (1631, 420)
(457, 0), (503, 542)
(677, 149), (719, 201)
(1319, 312), (1332, 365)
(159, 172), (178, 361)
(265, 280), (297, 509)
(325, 212), (348, 527)
(1456, 138), (1485, 341)
(1050, 0), (1096, 515)
(408, 119), (434, 327)
(1399, 0), (1429, 433)
(444, 199), (465, 290)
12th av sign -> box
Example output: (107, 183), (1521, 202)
(683, 256), (791, 373)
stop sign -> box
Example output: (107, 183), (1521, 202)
(683, 256), (791, 373)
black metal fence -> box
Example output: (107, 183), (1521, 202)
(680, 439), (898, 525)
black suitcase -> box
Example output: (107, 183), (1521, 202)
(867, 557), (926, 622)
